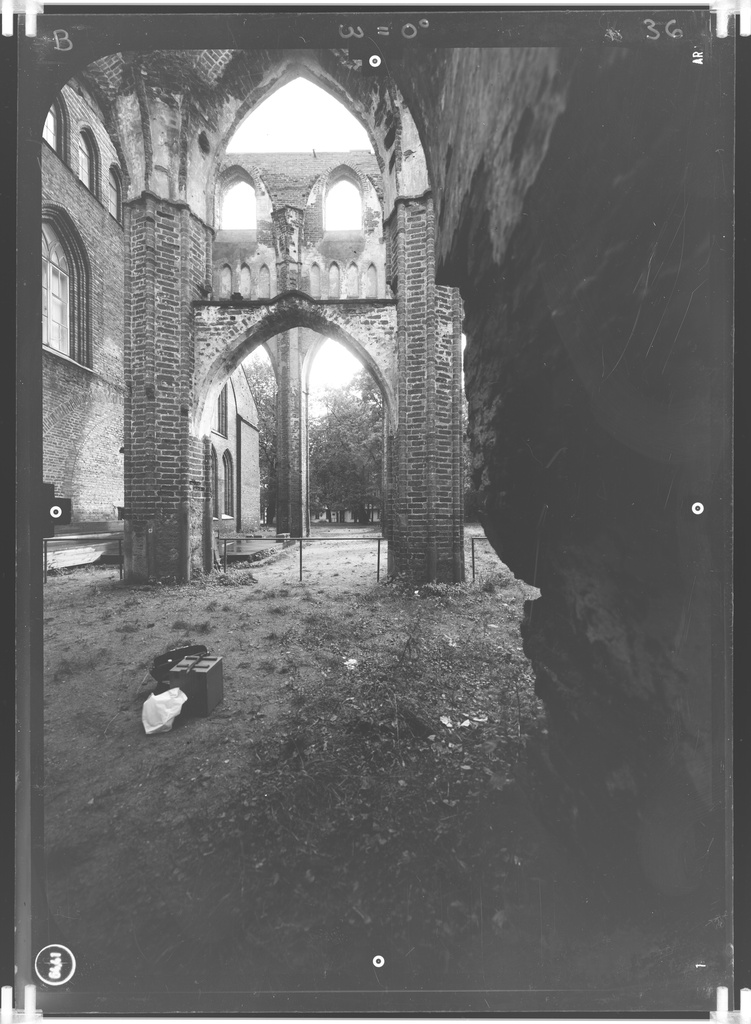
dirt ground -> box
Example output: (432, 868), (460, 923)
(40, 524), (721, 1011)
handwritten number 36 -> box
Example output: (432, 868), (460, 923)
(644, 18), (683, 39)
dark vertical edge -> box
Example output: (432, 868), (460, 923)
(236, 411), (242, 532)
(734, 26), (751, 1002)
(15, 38), (44, 1000)
(425, 196), (437, 582)
(707, 26), (736, 994)
(452, 287), (465, 582)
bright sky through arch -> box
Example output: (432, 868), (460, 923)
(227, 78), (373, 154)
(309, 339), (363, 412)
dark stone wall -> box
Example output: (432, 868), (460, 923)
(395, 46), (729, 905)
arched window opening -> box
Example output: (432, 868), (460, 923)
(42, 223), (70, 356)
(310, 263), (321, 298)
(214, 383), (228, 436)
(308, 339), (384, 526)
(328, 263), (340, 299)
(240, 264), (251, 298)
(325, 179), (362, 231)
(210, 446), (219, 518)
(346, 263), (359, 298)
(366, 263), (378, 298)
(78, 131), (97, 194)
(219, 265), (232, 298)
(242, 345), (277, 526)
(223, 451), (234, 517)
(108, 166), (122, 223)
(221, 181), (257, 229)
(227, 78), (372, 154)
(258, 264), (271, 299)
(43, 104), (59, 153)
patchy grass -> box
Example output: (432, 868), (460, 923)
(39, 534), (722, 1007)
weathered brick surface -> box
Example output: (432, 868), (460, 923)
(41, 78), (126, 522)
(388, 197), (465, 582)
(44, 55), (464, 585)
(213, 152), (386, 301)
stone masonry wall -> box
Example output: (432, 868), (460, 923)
(394, 46), (729, 910)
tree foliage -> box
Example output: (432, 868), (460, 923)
(309, 368), (383, 523)
(243, 348), (278, 524)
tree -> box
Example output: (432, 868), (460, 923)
(308, 368), (383, 523)
(243, 349), (278, 525)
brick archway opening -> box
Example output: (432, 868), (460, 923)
(193, 293), (397, 550)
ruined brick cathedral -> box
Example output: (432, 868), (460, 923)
(25, 26), (729, 932)
(41, 55), (463, 584)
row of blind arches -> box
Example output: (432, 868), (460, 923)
(217, 261), (378, 299)
(44, 100), (123, 223)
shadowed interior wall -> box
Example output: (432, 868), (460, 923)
(395, 46), (730, 908)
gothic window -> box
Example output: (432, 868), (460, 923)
(78, 130), (97, 195)
(219, 265), (232, 297)
(240, 264), (251, 298)
(223, 451), (234, 517)
(324, 178), (362, 231)
(221, 181), (257, 229)
(43, 105), (58, 152)
(42, 223), (70, 356)
(346, 262), (359, 298)
(366, 263), (378, 298)
(328, 262), (340, 298)
(259, 264), (271, 298)
(310, 263), (321, 298)
(214, 383), (228, 436)
(108, 167), (122, 222)
(211, 446), (219, 518)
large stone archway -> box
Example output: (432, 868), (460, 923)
(193, 293), (398, 543)
(193, 293), (397, 437)
(110, 47), (464, 585)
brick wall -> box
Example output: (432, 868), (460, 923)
(124, 192), (212, 579)
(214, 152), (387, 302)
(208, 367), (261, 535)
(41, 77), (126, 523)
(388, 196), (464, 582)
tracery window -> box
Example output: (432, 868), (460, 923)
(78, 131), (97, 194)
(42, 224), (70, 357)
(223, 451), (234, 517)
(108, 167), (122, 222)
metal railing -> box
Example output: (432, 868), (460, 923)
(220, 534), (387, 582)
(43, 534), (123, 583)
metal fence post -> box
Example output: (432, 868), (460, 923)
(377, 538), (381, 581)
(472, 537), (476, 581)
(299, 538), (303, 582)
(118, 537), (123, 580)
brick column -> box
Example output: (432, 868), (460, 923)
(390, 195), (464, 582)
(123, 192), (211, 581)
(272, 207), (303, 293)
